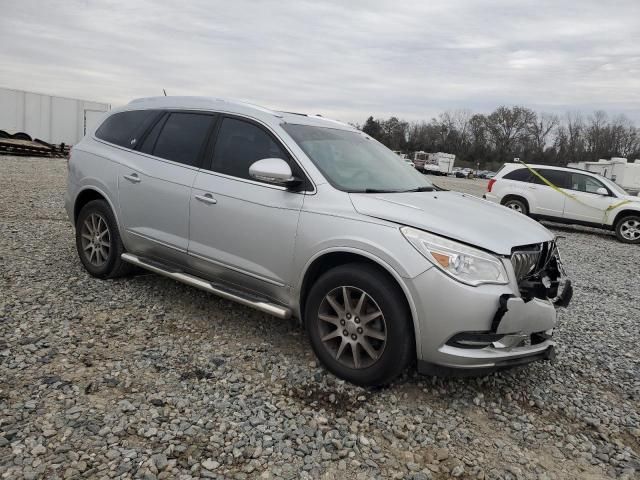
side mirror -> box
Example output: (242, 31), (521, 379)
(596, 187), (609, 196)
(249, 158), (301, 188)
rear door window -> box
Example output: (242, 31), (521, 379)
(138, 114), (167, 154)
(150, 112), (215, 167)
(95, 110), (159, 148)
(534, 169), (570, 189)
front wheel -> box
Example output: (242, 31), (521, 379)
(615, 215), (640, 244)
(305, 263), (414, 386)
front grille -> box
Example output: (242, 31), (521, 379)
(511, 240), (557, 282)
(511, 248), (541, 281)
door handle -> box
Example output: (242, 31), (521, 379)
(528, 186), (536, 189)
(123, 173), (141, 183)
(195, 193), (217, 205)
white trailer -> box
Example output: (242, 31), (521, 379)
(568, 157), (640, 195)
(421, 152), (455, 175)
(0, 87), (110, 145)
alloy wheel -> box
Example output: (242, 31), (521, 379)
(80, 213), (111, 266)
(620, 218), (640, 241)
(317, 286), (387, 369)
(506, 201), (524, 213)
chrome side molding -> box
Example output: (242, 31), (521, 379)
(121, 253), (291, 319)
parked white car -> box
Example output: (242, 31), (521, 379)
(484, 163), (640, 243)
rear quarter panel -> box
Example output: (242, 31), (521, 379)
(67, 138), (122, 230)
(494, 178), (538, 213)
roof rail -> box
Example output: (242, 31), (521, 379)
(127, 96), (283, 118)
(313, 114), (354, 129)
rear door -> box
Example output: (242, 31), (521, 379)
(528, 168), (569, 218)
(117, 111), (216, 259)
(188, 116), (307, 301)
(562, 172), (617, 224)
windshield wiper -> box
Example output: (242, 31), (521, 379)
(362, 188), (403, 193)
(401, 186), (435, 193)
(358, 186), (435, 193)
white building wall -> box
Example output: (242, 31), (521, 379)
(0, 87), (110, 144)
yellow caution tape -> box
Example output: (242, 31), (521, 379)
(515, 160), (631, 223)
(606, 199), (632, 211)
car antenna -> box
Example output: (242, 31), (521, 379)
(163, 89), (167, 96)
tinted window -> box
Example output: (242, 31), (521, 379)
(152, 113), (215, 166)
(568, 173), (606, 193)
(503, 168), (531, 182)
(95, 110), (159, 148)
(211, 118), (289, 180)
(533, 169), (570, 188)
(139, 114), (167, 154)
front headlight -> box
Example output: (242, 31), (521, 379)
(401, 227), (508, 286)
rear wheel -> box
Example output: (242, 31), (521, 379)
(615, 215), (640, 244)
(305, 263), (414, 386)
(75, 199), (134, 278)
(503, 197), (528, 215)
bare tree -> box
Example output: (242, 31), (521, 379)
(359, 106), (640, 168)
(564, 112), (585, 164)
(529, 113), (559, 152)
(485, 106), (536, 161)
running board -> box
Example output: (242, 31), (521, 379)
(121, 253), (291, 319)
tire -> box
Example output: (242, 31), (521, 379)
(502, 197), (529, 215)
(75, 199), (134, 278)
(304, 263), (414, 387)
(614, 214), (640, 244)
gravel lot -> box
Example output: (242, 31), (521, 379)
(1, 157), (638, 480)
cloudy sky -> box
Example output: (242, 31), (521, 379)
(1, 0), (639, 124)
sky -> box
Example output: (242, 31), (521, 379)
(1, 0), (639, 124)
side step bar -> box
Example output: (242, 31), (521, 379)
(121, 253), (291, 319)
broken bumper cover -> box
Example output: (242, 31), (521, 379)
(418, 343), (556, 377)
(408, 266), (571, 376)
(419, 295), (557, 376)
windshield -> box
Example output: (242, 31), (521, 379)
(597, 175), (629, 196)
(282, 123), (434, 193)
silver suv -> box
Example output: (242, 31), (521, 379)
(66, 96), (572, 386)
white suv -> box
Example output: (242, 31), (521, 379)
(484, 163), (640, 243)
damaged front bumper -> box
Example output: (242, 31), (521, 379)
(410, 242), (572, 376)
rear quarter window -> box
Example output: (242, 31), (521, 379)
(503, 168), (532, 182)
(95, 110), (159, 148)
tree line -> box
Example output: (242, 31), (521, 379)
(359, 107), (640, 170)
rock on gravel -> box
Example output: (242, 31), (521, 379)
(0, 157), (638, 479)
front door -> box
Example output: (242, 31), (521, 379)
(188, 116), (307, 302)
(562, 172), (618, 224)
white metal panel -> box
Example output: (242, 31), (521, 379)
(0, 89), (20, 132)
(50, 97), (78, 145)
(24, 92), (50, 140)
(83, 110), (105, 136)
(0, 87), (110, 144)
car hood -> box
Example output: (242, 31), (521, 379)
(349, 191), (554, 255)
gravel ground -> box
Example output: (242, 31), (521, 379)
(1, 157), (638, 480)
